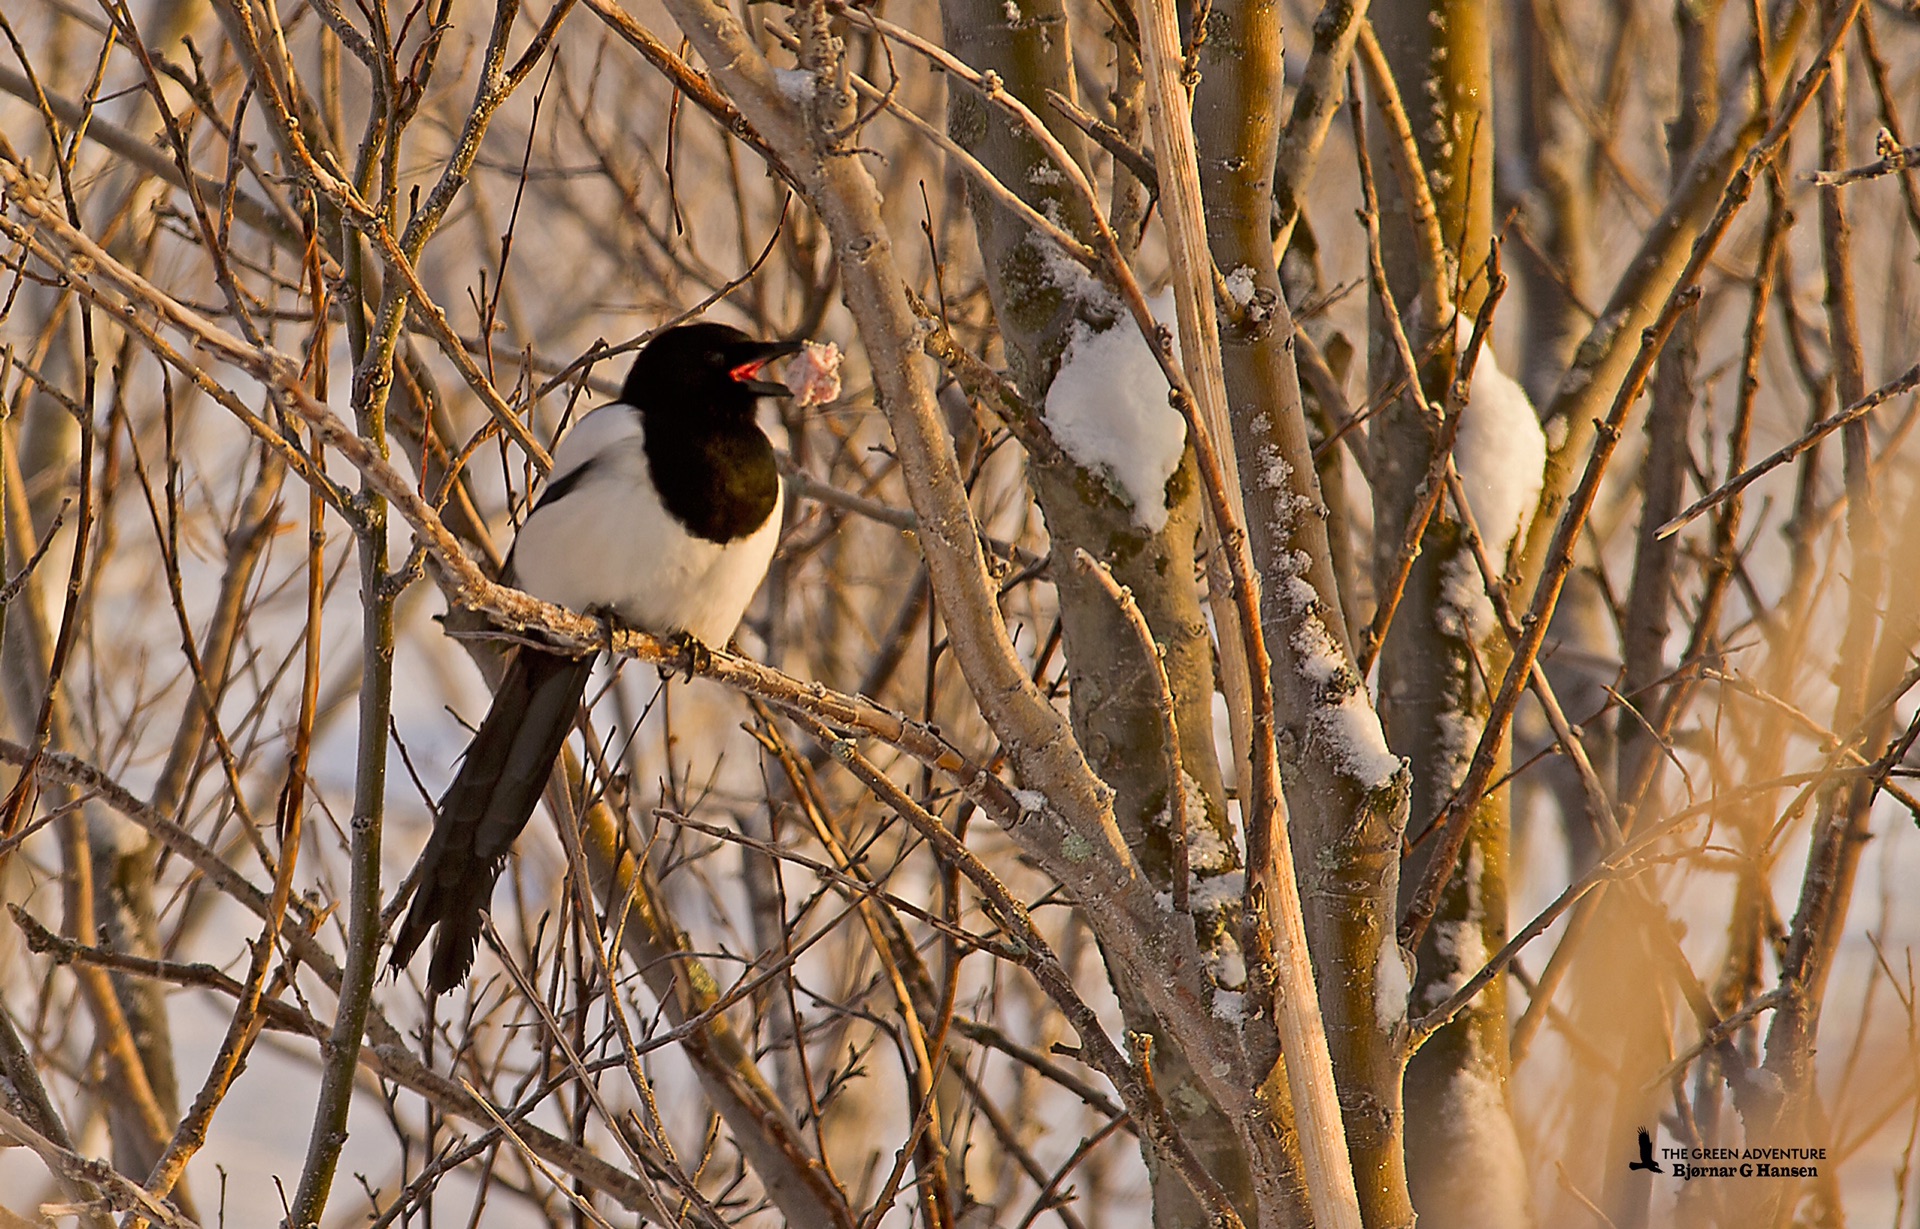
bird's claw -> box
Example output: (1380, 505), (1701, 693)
(587, 606), (629, 653)
(663, 630), (711, 682)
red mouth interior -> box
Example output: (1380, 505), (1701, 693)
(729, 357), (770, 383)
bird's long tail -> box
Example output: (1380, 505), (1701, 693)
(389, 646), (595, 994)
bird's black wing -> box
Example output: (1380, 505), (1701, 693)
(531, 457), (596, 513)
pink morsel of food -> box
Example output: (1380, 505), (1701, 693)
(788, 341), (843, 408)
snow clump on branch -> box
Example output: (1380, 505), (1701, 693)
(1445, 321), (1547, 641)
(1042, 290), (1189, 533)
(1450, 320), (1546, 567)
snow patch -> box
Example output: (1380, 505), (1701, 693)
(1282, 580), (1403, 790)
(1428, 919), (1489, 1005)
(1745, 1067), (1785, 1100)
(1451, 322), (1546, 566)
(1324, 694), (1403, 791)
(1189, 870), (1244, 914)
(772, 68), (813, 103)
(1043, 290), (1190, 532)
(1224, 265), (1257, 308)
(1212, 690), (1236, 791)
(1440, 1065), (1534, 1228)
(1180, 774), (1237, 874)
(1435, 697), (1485, 772)
(1439, 549), (1491, 641)
(1210, 940), (1246, 990)
(1426, 853), (1490, 1003)
(1187, 868), (1249, 991)
(1376, 937), (1411, 1030)
(1034, 201), (1110, 309)
(1256, 442), (1290, 493)
(1443, 324), (1546, 643)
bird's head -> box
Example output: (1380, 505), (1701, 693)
(619, 322), (806, 417)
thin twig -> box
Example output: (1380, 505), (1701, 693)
(1802, 139), (1919, 187)
(1068, 550), (1189, 912)
(1656, 360), (1920, 540)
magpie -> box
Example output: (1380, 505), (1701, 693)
(390, 322), (806, 995)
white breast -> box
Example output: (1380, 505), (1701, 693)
(507, 405), (781, 646)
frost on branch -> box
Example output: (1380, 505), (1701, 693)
(1282, 572), (1402, 792)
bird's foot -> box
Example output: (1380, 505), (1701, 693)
(662, 630), (711, 682)
(587, 606), (627, 652)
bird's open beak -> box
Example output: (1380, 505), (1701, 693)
(729, 340), (808, 397)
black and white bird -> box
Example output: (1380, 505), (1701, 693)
(390, 322), (805, 995)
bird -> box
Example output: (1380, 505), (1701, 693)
(1628, 1127), (1662, 1173)
(390, 321), (805, 995)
